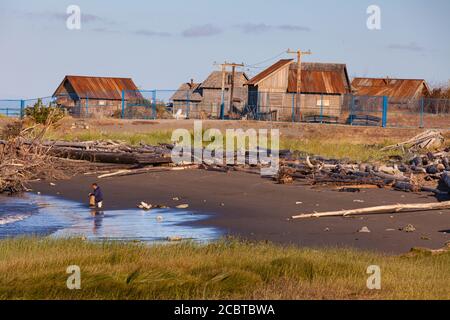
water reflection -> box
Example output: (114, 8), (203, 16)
(91, 209), (104, 234)
(0, 194), (221, 243)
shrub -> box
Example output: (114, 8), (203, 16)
(25, 99), (65, 125)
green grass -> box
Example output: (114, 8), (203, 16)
(0, 238), (449, 300)
(46, 130), (173, 146)
(45, 129), (402, 162)
(280, 138), (403, 162)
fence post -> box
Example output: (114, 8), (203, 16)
(291, 94), (295, 122)
(85, 96), (89, 117)
(320, 94), (324, 124)
(20, 100), (25, 119)
(121, 90), (125, 119)
(420, 98), (424, 128)
(299, 93), (302, 122)
(256, 92), (260, 120)
(382, 96), (388, 128)
(186, 90), (191, 119)
(219, 89), (225, 120)
(152, 90), (157, 120)
(349, 95), (355, 125)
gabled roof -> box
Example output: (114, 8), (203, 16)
(200, 71), (249, 89)
(53, 75), (142, 100)
(171, 82), (203, 102)
(247, 59), (351, 95)
(288, 63), (351, 94)
(352, 77), (430, 98)
(247, 59), (294, 86)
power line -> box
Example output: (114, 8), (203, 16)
(246, 50), (287, 68)
(245, 64), (272, 69)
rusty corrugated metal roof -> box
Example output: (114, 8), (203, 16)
(53, 75), (142, 100)
(288, 63), (351, 94)
(247, 59), (350, 94)
(246, 59), (294, 85)
(352, 78), (430, 98)
(170, 82), (203, 102)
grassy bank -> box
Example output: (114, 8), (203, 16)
(0, 238), (449, 300)
(45, 129), (402, 162)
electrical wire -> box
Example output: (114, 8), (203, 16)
(245, 50), (287, 68)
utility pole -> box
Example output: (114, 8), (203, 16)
(220, 63), (226, 119)
(287, 49), (312, 120)
(229, 64), (236, 114)
(214, 61), (244, 119)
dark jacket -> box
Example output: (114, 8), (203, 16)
(92, 187), (104, 203)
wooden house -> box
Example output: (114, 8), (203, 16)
(351, 78), (430, 101)
(171, 71), (249, 118)
(172, 80), (203, 103)
(53, 75), (142, 117)
(351, 78), (432, 125)
(199, 71), (249, 109)
(171, 80), (203, 107)
(246, 59), (352, 121)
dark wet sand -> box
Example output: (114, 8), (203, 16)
(30, 170), (450, 254)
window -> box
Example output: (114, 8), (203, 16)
(316, 99), (330, 107)
(98, 100), (106, 106)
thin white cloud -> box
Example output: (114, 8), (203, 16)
(278, 24), (311, 32)
(236, 23), (311, 34)
(387, 42), (424, 52)
(182, 24), (222, 37)
(134, 29), (172, 37)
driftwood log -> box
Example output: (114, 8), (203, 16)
(381, 130), (444, 151)
(97, 165), (200, 179)
(292, 201), (450, 219)
(49, 148), (171, 165)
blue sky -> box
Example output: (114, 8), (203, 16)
(0, 0), (449, 98)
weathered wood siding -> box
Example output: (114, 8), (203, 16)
(76, 99), (122, 118)
(256, 65), (290, 92)
(259, 93), (343, 121)
(253, 64), (290, 117)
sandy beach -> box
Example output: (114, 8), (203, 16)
(30, 169), (450, 254)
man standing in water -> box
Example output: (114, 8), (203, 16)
(89, 183), (104, 209)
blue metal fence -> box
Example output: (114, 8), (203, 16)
(1, 90), (449, 129)
(0, 99), (23, 118)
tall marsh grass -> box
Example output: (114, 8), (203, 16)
(0, 238), (448, 300)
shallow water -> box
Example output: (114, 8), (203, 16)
(0, 193), (221, 243)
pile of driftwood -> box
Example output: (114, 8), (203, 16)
(2, 127), (448, 200)
(276, 147), (450, 193)
(43, 140), (173, 165)
(288, 131), (450, 220)
(0, 137), (141, 194)
(0, 137), (67, 193)
(268, 130), (450, 195)
(19, 137), (448, 195)
(381, 130), (444, 152)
